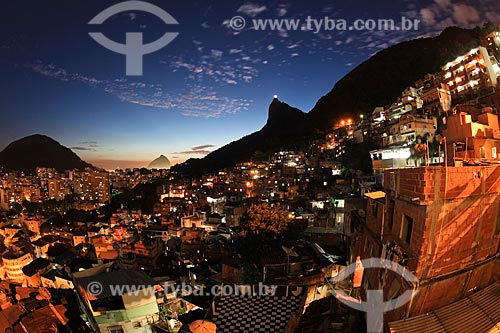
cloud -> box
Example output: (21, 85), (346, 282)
(438, 17), (456, 30)
(434, 0), (451, 9)
(237, 3), (267, 17)
(229, 48), (243, 54)
(174, 150), (212, 155)
(70, 140), (101, 151)
(71, 146), (94, 151)
(29, 61), (252, 118)
(277, 6), (288, 17)
(210, 49), (223, 58)
(452, 4), (479, 26)
(173, 144), (216, 156)
(420, 8), (436, 25)
(192, 145), (215, 151)
(486, 11), (500, 23)
(169, 46), (260, 86)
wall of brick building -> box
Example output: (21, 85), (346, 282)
(344, 166), (500, 322)
(418, 194), (500, 278)
(384, 165), (500, 202)
(409, 258), (499, 316)
(366, 199), (385, 238)
(384, 166), (500, 280)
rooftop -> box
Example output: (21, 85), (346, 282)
(75, 268), (157, 301)
(389, 282), (500, 333)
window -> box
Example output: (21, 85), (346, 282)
(492, 147), (497, 159)
(388, 200), (395, 231)
(372, 202), (378, 217)
(480, 146), (486, 159)
(108, 327), (124, 333)
(401, 215), (413, 244)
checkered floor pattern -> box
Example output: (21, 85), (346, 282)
(213, 295), (303, 332)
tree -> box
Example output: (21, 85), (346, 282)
(240, 203), (292, 236)
(12, 203), (22, 215)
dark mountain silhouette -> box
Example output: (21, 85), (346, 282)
(308, 26), (485, 128)
(175, 26), (490, 175)
(148, 155), (171, 169)
(174, 26), (485, 175)
(174, 98), (316, 174)
(0, 134), (91, 173)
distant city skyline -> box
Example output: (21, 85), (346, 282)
(1, 0), (499, 169)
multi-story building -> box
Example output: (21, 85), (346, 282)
(440, 46), (499, 102)
(74, 265), (160, 333)
(370, 115), (438, 182)
(382, 114), (437, 148)
(23, 215), (46, 235)
(486, 30), (500, 55)
(2, 244), (33, 283)
(47, 177), (71, 201)
(420, 82), (452, 116)
(72, 168), (110, 203)
(0, 188), (7, 211)
(349, 165), (500, 322)
(371, 107), (386, 124)
(443, 108), (500, 164)
(385, 87), (423, 121)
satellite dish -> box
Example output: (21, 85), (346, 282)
(189, 320), (216, 333)
(358, 209), (366, 218)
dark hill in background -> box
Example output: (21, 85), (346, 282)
(308, 26), (484, 127)
(175, 26), (490, 175)
(148, 155), (171, 169)
(174, 99), (316, 174)
(0, 134), (92, 174)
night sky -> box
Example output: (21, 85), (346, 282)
(1, 0), (499, 169)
